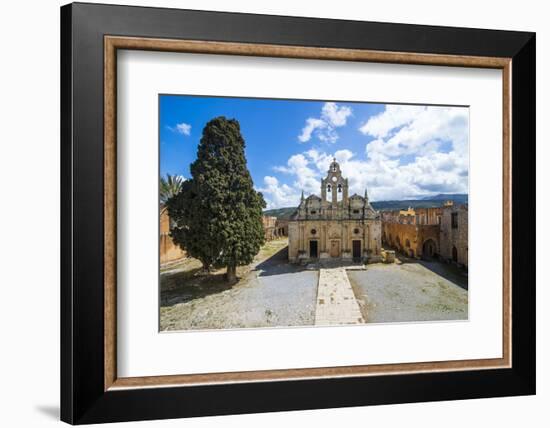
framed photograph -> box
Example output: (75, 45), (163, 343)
(61, 2), (535, 424)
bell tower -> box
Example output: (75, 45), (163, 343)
(322, 158), (348, 206)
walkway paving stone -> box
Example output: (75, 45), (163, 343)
(315, 267), (365, 326)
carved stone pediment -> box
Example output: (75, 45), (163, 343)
(328, 225), (341, 239)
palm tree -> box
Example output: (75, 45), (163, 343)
(160, 174), (184, 205)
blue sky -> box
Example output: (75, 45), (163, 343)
(160, 95), (469, 209)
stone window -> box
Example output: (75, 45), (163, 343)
(337, 184), (342, 193)
(310, 210), (316, 215)
(353, 209), (359, 214)
(354, 228), (360, 234)
(310, 229), (317, 235)
(451, 212), (458, 229)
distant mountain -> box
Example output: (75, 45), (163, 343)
(371, 199), (448, 211)
(372, 194), (468, 211)
(263, 194), (468, 218)
(420, 193), (468, 203)
(263, 207), (297, 220)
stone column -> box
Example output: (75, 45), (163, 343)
(346, 224), (352, 251)
(343, 178), (349, 205)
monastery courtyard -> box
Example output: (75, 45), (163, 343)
(160, 238), (468, 331)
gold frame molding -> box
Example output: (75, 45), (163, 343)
(104, 36), (512, 391)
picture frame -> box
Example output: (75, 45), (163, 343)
(61, 2), (535, 424)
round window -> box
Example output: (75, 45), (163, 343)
(331, 176), (337, 182)
(354, 228), (360, 234)
(311, 229), (317, 235)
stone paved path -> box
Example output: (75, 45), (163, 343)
(315, 267), (365, 326)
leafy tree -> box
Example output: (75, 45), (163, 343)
(160, 174), (184, 205)
(167, 117), (266, 282)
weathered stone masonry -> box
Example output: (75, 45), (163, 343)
(288, 159), (382, 263)
(381, 202), (468, 268)
(440, 204), (468, 267)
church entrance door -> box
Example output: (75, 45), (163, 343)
(309, 240), (318, 259)
(330, 240), (340, 258)
(352, 240), (361, 260)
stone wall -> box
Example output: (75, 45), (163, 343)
(382, 222), (440, 259)
(381, 206), (443, 226)
(415, 207), (443, 225)
(440, 205), (468, 267)
(275, 219), (288, 236)
(262, 215), (278, 241)
(288, 219), (381, 262)
(160, 208), (186, 264)
(288, 221), (301, 260)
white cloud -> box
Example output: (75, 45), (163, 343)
(334, 149), (354, 163)
(273, 153), (319, 195)
(257, 176), (300, 210)
(168, 122), (192, 136)
(322, 102), (352, 127)
(265, 105), (468, 207)
(361, 106), (468, 159)
(298, 118), (326, 143)
(359, 105), (424, 138)
(358, 106), (469, 199)
(298, 102), (352, 143)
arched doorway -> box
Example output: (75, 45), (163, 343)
(452, 246), (458, 262)
(422, 239), (437, 260)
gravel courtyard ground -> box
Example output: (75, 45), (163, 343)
(160, 238), (318, 331)
(161, 240), (468, 330)
(347, 260), (468, 323)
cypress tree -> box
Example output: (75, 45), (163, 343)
(167, 117), (266, 283)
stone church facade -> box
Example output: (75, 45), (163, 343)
(288, 159), (381, 263)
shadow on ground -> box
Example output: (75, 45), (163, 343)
(255, 245), (309, 277)
(398, 256), (468, 290)
(161, 244), (299, 307)
(160, 270), (236, 307)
